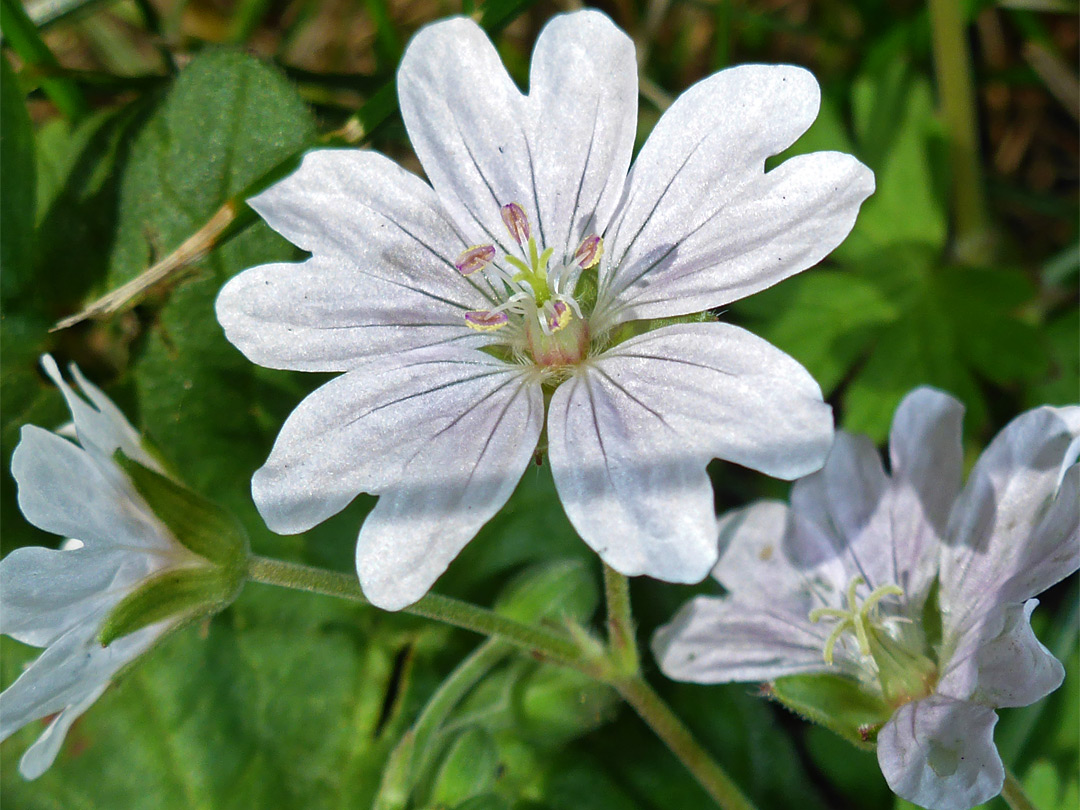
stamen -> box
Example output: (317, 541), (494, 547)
(464, 310), (509, 332)
(808, 577), (905, 666)
(455, 245), (496, 276)
(501, 203), (530, 245)
(574, 235), (603, 269)
(545, 300), (573, 333)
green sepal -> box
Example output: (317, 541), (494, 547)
(427, 726), (499, 807)
(767, 673), (893, 750)
(114, 450), (249, 572)
(97, 566), (236, 647)
(494, 559), (598, 626)
(515, 663), (618, 747)
(603, 311), (718, 350)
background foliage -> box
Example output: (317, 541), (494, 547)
(1, 0), (1077, 808)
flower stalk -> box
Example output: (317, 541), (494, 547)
(246, 554), (759, 810)
(1000, 768), (1037, 810)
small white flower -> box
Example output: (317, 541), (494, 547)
(653, 388), (1079, 810)
(0, 358), (234, 779)
(215, 10), (874, 610)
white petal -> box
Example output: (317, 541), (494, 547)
(0, 612), (166, 743)
(528, 10), (638, 258)
(11, 426), (174, 553)
(940, 405), (1080, 641)
(973, 600), (1064, 708)
(712, 501), (803, 596)
(938, 598), (1065, 708)
(877, 696), (1004, 810)
(0, 545), (152, 647)
(547, 322), (832, 583)
(252, 347), (540, 537)
(598, 151), (873, 325)
(40, 356), (160, 470)
(18, 683), (108, 779)
(653, 595), (842, 684)
(356, 373), (544, 610)
(887, 388), (964, 602)
(217, 255), (488, 373)
(398, 17), (531, 254)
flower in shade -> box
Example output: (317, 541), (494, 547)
(653, 388), (1079, 810)
(215, 9), (874, 610)
(0, 357), (246, 779)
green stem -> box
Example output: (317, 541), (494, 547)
(1000, 767), (1037, 810)
(1, 0), (86, 118)
(246, 555), (581, 663)
(614, 676), (757, 810)
(927, 0), (992, 262)
(248, 555), (758, 810)
(603, 564), (639, 674)
(374, 638), (509, 810)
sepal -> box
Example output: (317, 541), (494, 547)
(767, 673), (894, 750)
(114, 450), (250, 570)
(97, 566), (238, 647)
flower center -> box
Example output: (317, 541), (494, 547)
(809, 576), (938, 705)
(454, 203), (601, 368)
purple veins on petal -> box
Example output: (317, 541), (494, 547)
(500, 202), (530, 244)
(455, 244), (496, 275)
(464, 310), (509, 332)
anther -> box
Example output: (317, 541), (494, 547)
(574, 235), (603, 269)
(455, 245), (496, 276)
(501, 203), (530, 245)
(464, 310), (509, 332)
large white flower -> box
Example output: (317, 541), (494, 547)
(653, 388), (1080, 810)
(215, 10), (874, 610)
(0, 357), (243, 779)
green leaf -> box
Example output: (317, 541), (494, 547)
(105, 48), (315, 533)
(0, 53), (36, 302)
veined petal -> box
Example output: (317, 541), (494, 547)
(40, 356), (160, 471)
(355, 372), (544, 610)
(11, 426), (174, 553)
(252, 347), (539, 538)
(877, 697), (1004, 810)
(712, 501), (803, 596)
(0, 545), (152, 647)
(0, 610), (166, 744)
(598, 150), (873, 325)
(887, 388), (964, 602)
(940, 405), (1080, 643)
(17, 683), (108, 779)
(972, 600), (1064, 708)
(217, 256), (488, 372)
(547, 322), (832, 583)
(653, 594), (845, 684)
(398, 17), (531, 255)
(528, 10), (637, 259)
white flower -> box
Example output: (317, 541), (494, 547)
(653, 388), (1080, 810)
(215, 10), (874, 610)
(0, 358), (233, 779)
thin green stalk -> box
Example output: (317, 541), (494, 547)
(1000, 767), (1037, 810)
(0, 0), (86, 118)
(246, 556), (581, 663)
(615, 675), (757, 810)
(374, 638), (508, 810)
(603, 564), (639, 674)
(927, 0), (993, 263)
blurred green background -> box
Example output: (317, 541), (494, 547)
(1, 0), (1077, 808)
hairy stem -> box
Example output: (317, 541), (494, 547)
(615, 675), (757, 810)
(1000, 767), (1037, 810)
(603, 564), (640, 675)
(246, 555), (581, 663)
(927, 0), (992, 262)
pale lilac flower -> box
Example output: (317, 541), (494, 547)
(654, 388), (1079, 810)
(215, 10), (874, 610)
(0, 358), (239, 778)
